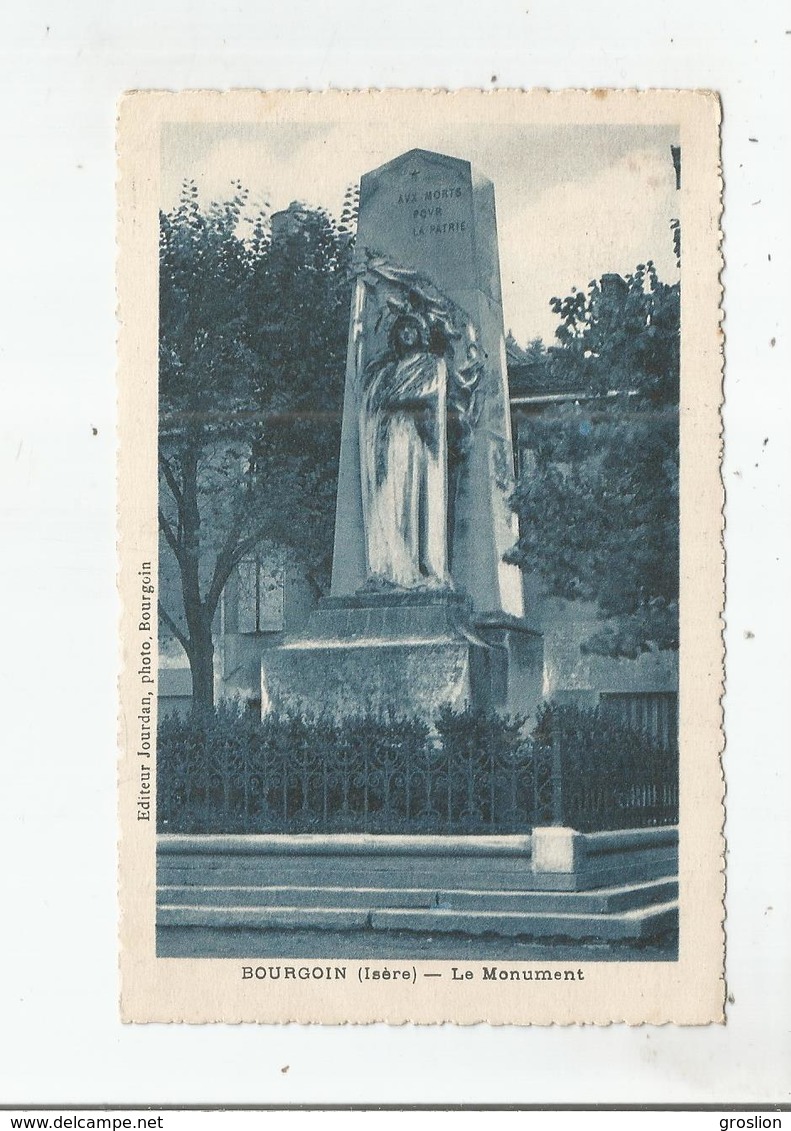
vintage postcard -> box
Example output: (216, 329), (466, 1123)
(118, 89), (723, 1024)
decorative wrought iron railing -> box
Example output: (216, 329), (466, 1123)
(157, 705), (678, 836)
(531, 704), (679, 832)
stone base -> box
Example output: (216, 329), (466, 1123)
(260, 590), (543, 720)
(261, 591), (479, 718)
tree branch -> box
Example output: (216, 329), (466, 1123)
(158, 454), (184, 507)
(158, 600), (191, 657)
(158, 508), (184, 565)
(204, 511), (251, 622)
(231, 528), (271, 566)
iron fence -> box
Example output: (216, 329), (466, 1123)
(157, 705), (678, 836)
(158, 711), (536, 835)
(532, 704), (679, 831)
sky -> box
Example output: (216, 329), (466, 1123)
(161, 120), (680, 346)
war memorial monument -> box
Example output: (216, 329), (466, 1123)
(261, 148), (544, 721)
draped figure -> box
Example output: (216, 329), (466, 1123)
(356, 255), (484, 591)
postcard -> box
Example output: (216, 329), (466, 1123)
(118, 89), (723, 1024)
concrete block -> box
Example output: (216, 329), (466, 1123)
(531, 826), (584, 874)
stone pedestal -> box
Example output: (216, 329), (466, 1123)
(261, 591), (543, 721)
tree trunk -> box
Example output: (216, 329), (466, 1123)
(175, 444), (217, 716)
(189, 618), (215, 715)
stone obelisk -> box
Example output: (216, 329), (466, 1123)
(331, 148), (524, 617)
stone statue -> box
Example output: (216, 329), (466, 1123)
(355, 254), (484, 590)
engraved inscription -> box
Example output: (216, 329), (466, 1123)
(396, 186), (466, 237)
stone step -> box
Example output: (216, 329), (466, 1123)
(440, 877), (676, 914)
(157, 876), (677, 915)
(157, 858), (540, 893)
(157, 899), (678, 942)
(159, 905), (372, 931)
(159, 885), (439, 911)
(368, 901), (678, 942)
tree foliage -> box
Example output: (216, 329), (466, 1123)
(508, 263), (680, 658)
(158, 183), (353, 710)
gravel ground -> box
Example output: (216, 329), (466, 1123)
(158, 925), (677, 962)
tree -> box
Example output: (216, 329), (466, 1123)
(507, 263), (679, 658)
(158, 184), (352, 712)
(543, 262), (679, 403)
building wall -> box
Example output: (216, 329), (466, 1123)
(218, 550), (318, 709)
